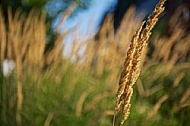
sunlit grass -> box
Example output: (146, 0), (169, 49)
(0, 1), (190, 126)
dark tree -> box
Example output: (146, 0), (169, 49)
(97, 0), (189, 34)
(114, 0), (139, 31)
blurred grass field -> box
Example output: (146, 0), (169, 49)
(0, 5), (190, 126)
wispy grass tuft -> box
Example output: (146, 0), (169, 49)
(113, 0), (166, 125)
(1, 0), (190, 126)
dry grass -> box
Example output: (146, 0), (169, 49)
(74, 7), (144, 88)
(113, 0), (166, 125)
(0, 7), (67, 125)
(0, 0), (190, 125)
(0, 5), (144, 124)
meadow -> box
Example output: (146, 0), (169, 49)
(0, 1), (190, 125)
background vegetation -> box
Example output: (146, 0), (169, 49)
(0, 1), (190, 126)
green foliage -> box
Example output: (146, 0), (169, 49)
(22, 0), (47, 8)
(1, 60), (190, 125)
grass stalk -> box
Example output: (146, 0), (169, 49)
(113, 0), (166, 125)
